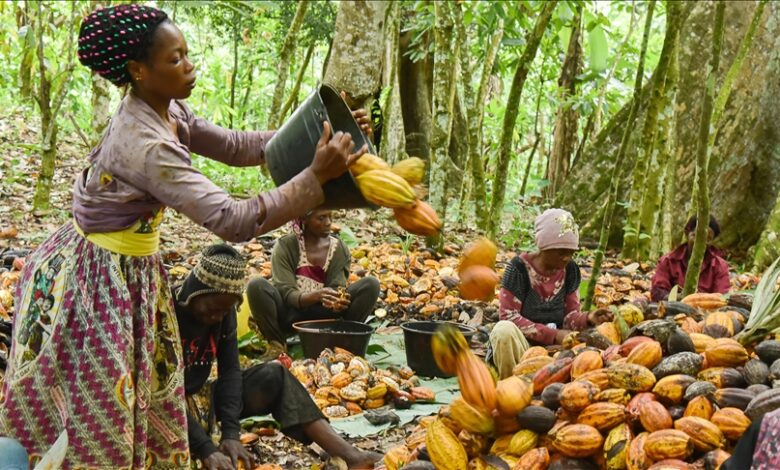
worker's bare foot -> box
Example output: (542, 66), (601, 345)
(345, 450), (383, 469)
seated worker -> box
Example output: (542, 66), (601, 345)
(175, 244), (381, 470)
(247, 208), (380, 356)
(650, 215), (730, 301)
(489, 208), (612, 379)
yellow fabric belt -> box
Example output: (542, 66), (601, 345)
(73, 217), (161, 257)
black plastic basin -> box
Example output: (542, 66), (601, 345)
(292, 319), (374, 359)
(400, 321), (478, 378)
(265, 84), (376, 209)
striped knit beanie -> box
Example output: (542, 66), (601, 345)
(178, 244), (246, 306)
(77, 4), (168, 86)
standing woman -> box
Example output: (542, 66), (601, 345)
(0, 4), (366, 468)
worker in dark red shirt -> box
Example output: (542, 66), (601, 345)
(650, 215), (730, 302)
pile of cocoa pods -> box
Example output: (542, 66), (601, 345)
(288, 347), (436, 420)
(377, 292), (780, 470)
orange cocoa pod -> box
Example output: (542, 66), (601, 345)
(627, 432), (651, 470)
(455, 352), (497, 412)
(559, 380), (599, 412)
(458, 237), (498, 273)
(458, 266), (499, 301)
(512, 355), (554, 376)
(703, 338), (750, 368)
(520, 346), (549, 361)
(644, 429), (694, 461)
(647, 459), (691, 470)
(532, 357), (574, 395)
(673, 416), (726, 452)
(682, 293), (727, 310)
(576, 402), (626, 432)
(626, 340), (663, 369)
(511, 447), (549, 470)
(607, 362), (656, 392)
(690, 333), (715, 354)
(683, 395), (714, 420)
(711, 407), (751, 441)
(552, 424), (604, 458)
(594, 387), (631, 405)
(393, 201), (442, 237)
(619, 336), (655, 356)
(627, 392), (657, 423)
(577, 367), (610, 390)
(571, 350), (604, 379)
(639, 400), (673, 432)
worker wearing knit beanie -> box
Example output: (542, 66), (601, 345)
(174, 245), (381, 469)
(488, 209), (613, 379)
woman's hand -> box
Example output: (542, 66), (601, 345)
(201, 451), (236, 470)
(219, 439), (254, 470)
(588, 308), (614, 326)
(341, 90), (373, 137)
(554, 329), (574, 345)
(310, 121), (368, 185)
(318, 287), (348, 311)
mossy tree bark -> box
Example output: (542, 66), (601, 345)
(323, 1), (389, 113)
(398, 27), (433, 161)
(278, 41), (316, 126)
(379, 0), (406, 165)
(621, 1), (688, 261)
(31, 2), (77, 212)
(485, 1), (557, 239)
(556, 1), (780, 257)
(546, 5), (582, 199)
(17, 1), (34, 99)
(428, 0), (460, 223)
(683, 1), (725, 297)
(267, 0), (308, 129)
(583, 0), (655, 310)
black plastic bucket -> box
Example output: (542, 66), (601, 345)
(400, 321), (478, 378)
(265, 84), (376, 209)
(292, 319), (375, 359)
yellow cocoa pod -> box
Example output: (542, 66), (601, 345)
(450, 396), (494, 435)
(366, 383), (388, 399)
(426, 419), (468, 470)
(383, 445), (410, 470)
(644, 429), (693, 461)
(604, 423), (632, 470)
(355, 169), (416, 209)
(349, 153), (390, 176)
(506, 429), (538, 457)
(674, 416), (726, 452)
(496, 375), (533, 416)
(391, 157), (425, 185)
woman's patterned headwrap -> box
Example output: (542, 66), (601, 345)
(77, 4), (168, 86)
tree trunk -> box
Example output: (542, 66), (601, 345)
(229, 19), (239, 128)
(279, 41), (316, 124)
(584, 0), (656, 310)
(90, 73), (111, 145)
(379, 0), (405, 164)
(323, 1), (388, 112)
(267, 0), (308, 129)
(622, 2), (687, 261)
(465, 18), (503, 228)
(557, 1), (780, 256)
(486, 1), (556, 239)
(751, 193), (780, 271)
(398, 28), (433, 161)
(18, 1), (34, 99)
(240, 62), (256, 128)
(546, 6), (582, 199)
(520, 88), (543, 198)
(683, 1), (725, 297)
(32, 2), (77, 212)
(428, 0), (460, 223)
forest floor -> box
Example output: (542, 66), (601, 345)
(0, 111), (761, 468)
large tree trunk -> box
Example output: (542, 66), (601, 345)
(267, 0), (308, 129)
(557, 1), (780, 256)
(546, 6), (582, 199)
(485, 1), (556, 239)
(428, 0), (460, 223)
(323, 1), (389, 112)
(90, 73), (111, 145)
(621, 2), (688, 261)
(398, 28), (433, 160)
(379, 0), (405, 164)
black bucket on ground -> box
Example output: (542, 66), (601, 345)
(265, 84), (375, 209)
(400, 321), (478, 378)
(292, 319), (374, 359)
